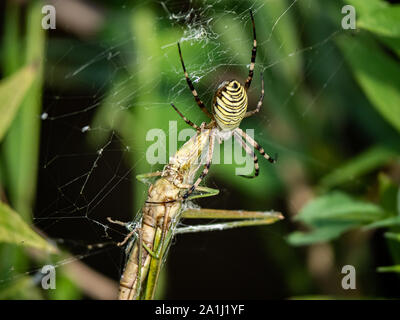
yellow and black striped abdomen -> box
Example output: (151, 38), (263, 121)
(212, 80), (248, 131)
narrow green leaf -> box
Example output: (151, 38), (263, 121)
(384, 232), (400, 242)
(0, 0), (31, 279)
(320, 146), (397, 189)
(377, 265), (400, 273)
(377, 173), (399, 214)
(358, 6), (400, 38)
(397, 187), (400, 215)
(0, 63), (38, 142)
(2, 1), (22, 75)
(346, 0), (388, 15)
(0, 201), (57, 253)
(3, 1), (45, 219)
(259, 1), (302, 84)
(0, 276), (44, 299)
(337, 35), (400, 133)
(364, 217), (400, 230)
(379, 36), (400, 57)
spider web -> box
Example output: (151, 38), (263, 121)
(1, 0), (350, 299)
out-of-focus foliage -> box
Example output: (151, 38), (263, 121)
(0, 201), (57, 253)
(288, 191), (388, 245)
(338, 35), (400, 133)
(319, 147), (397, 189)
(1, 0), (400, 299)
(285, 0), (400, 279)
(0, 1), (80, 300)
(0, 64), (38, 142)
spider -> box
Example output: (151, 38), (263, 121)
(170, 10), (276, 201)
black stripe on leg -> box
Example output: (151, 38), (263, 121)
(186, 76), (195, 91)
(183, 185), (195, 199)
(197, 163), (210, 181)
(234, 131), (260, 179)
(258, 147), (276, 163)
(239, 128), (276, 165)
(178, 43), (187, 72)
(183, 163), (211, 199)
(177, 42), (212, 118)
(254, 156), (259, 177)
(250, 10), (256, 40)
(245, 72), (264, 118)
(252, 47), (256, 61)
(245, 10), (257, 91)
(241, 155), (259, 179)
(170, 103), (199, 130)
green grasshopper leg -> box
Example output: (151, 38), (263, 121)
(178, 208), (283, 234)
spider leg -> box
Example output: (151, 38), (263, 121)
(107, 217), (138, 246)
(182, 132), (215, 199)
(244, 72), (264, 118)
(236, 127), (276, 164)
(233, 131), (259, 178)
(170, 103), (200, 130)
(177, 43), (213, 119)
(244, 10), (256, 92)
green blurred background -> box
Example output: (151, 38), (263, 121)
(0, 0), (400, 299)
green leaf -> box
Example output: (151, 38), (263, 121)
(287, 222), (357, 246)
(346, 0), (388, 15)
(319, 146), (397, 189)
(0, 276), (44, 299)
(2, 1), (45, 219)
(377, 173), (399, 214)
(288, 192), (386, 245)
(0, 1), (46, 279)
(397, 186), (400, 215)
(294, 192), (386, 226)
(384, 232), (400, 242)
(358, 6), (400, 38)
(337, 35), (400, 133)
(259, 0), (302, 85)
(2, 1), (22, 75)
(378, 36), (400, 58)
(364, 217), (400, 230)
(0, 201), (57, 253)
(0, 63), (37, 142)
(377, 265), (400, 273)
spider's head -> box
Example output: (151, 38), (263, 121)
(215, 80), (241, 91)
(212, 80), (248, 131)
(227, 80), (240, 90)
